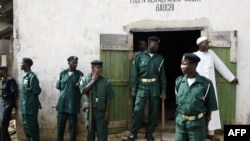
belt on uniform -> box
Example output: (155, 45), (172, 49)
(141, 78), (157, 83)
(182, 113), (204, 121)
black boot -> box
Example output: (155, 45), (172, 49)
(145, 133), (154, 141)
(206, 135), (219, 141)
(127, 133), (137, 141)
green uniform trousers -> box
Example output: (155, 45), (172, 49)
(57, 112), (77, 141)
(85, 109), (109, 141)
(175, 114), (206, 141)
(22, 114), (40, 141)
(130, 96), (159, 134)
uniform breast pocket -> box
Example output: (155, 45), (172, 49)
(97, 98), (106, 110)
(2, 83), (7, 90)
(60, 79), (67, 89)
(192, 87), (206, 103)
(176, 90), (185, 105)
(139, 61), (148, 72)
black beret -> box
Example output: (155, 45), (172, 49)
(0, 66), (8, 71)
(148, 36), (160, 43)
(182, 53), (200, 63)
(67, 56), (78, 62)
(23, 58), (33, 66)
(91, 60), (103, 66)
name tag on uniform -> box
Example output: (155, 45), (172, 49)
(96, 98), (98, 102)
(24, 79), (28, 85)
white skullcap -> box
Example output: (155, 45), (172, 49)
(196, 36), (208, 45)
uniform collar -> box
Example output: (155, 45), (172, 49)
(143, 50), (157, 56)
(24, 70), (32, 77)
(181, 73), (203, 83)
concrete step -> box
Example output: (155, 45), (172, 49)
(121, 132), (161, 141)
(120, 131), (224, 141)
(161, 132), (175, 141)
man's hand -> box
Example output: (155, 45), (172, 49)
(104, 111), (109, 120)
(92, 68), (100, 83)
(160, 93), (166, 100)
(130, 92), (136, 97)
(231, 78), (239, 84)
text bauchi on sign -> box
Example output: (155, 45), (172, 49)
(130, 0), (202, 12)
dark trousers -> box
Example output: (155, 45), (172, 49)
(130, 96), (160, 134)
(22, 113), (40, 141)
(175, 114), (206, 141)
(57, 112), (77, 141)
(0, 99), (14, 141)
(85, 109), (109, 141)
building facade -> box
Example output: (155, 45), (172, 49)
(10, 0), (250, 140)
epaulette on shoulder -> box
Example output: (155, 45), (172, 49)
(176, 75), (184, 81)
(28, 71), (36, 77)
(134, 51), (143, 58)
(200, 75), (211, 83)
(60, 69), (67, 74)
(76, 70), (83, 75)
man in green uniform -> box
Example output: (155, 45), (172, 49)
(56, 56), (83, 141)
(127, 36), (167, 141)
(175, 53), (218, 141)
(20, 57), (42, 141)
(0, 66), (18, 141)
(79, 60), (115, 141)
(133, 39), (149, 126)
(134, 39), (147, 57)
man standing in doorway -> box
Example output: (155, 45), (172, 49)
(127, 36), (167, 141)
(133, 39), (149, 126)
(134, 39), (148, 56)
(193, 37), (239, 141)
(79, 60), (115, 141)
(175, 53), (218, 141)
(56, 56), (83, 141)
(21, 57), (42, 141)
(0, 66), (18, 141)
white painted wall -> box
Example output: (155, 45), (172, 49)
(13, 0), (250, 139)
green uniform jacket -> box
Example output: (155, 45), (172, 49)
(79, 73), (115, 110)
(56, 69), (83, 114)
(175, 73), (218, 115)
(131, 51), (167, 97)
(21, 71), (41, 114)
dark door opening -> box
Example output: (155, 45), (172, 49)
(132, 30), (200, 124)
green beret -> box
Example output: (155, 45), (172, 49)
(23, 58), (33, 66)
(91, 60), (103, 66)
(148, 36), (160, 43)
(182, 53), (200, 63)
(67, 56), (78, 62)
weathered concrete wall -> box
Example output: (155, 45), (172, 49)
(13, 0), (250, 140)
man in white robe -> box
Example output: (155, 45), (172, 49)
(193, 36), (238, 141)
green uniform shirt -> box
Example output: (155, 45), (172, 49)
(79, 73), (115, 110)
(21, 71), (41, 114)
(175, 73), (218, 115)
(56, 69), (83, 114)
(131, 51), (167, 97)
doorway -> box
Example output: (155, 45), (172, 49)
(132, 30), (200, 124)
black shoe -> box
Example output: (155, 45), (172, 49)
(145, 133), (154, 141)
(206, 135), (219, 141)
(167, 114), (176, 120)
(127, 133), (137, 141)
(155, 123), (158, 127)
